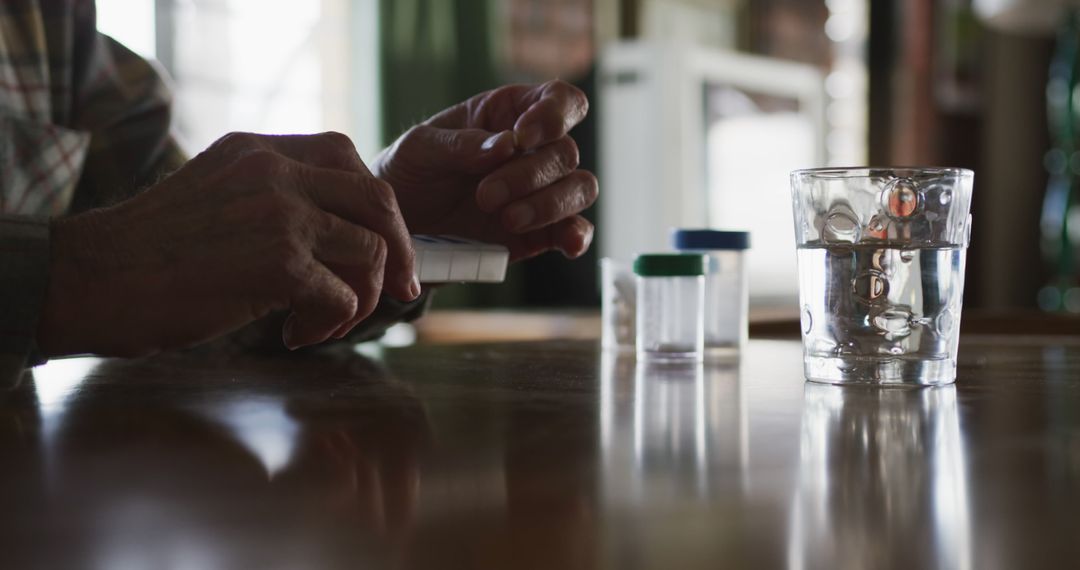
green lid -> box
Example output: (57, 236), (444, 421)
(633, 253), (707, 277)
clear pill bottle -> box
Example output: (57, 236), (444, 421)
(633, 253), (707, 362)
(600, 258), (636, 351)
(672, 229), (750, 358)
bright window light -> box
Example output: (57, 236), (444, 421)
(95, 0), (156, 59)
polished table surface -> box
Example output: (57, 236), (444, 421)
(2, 336), (1079, 569)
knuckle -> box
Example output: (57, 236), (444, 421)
(544, 78), (570, 90)
(549, 79), (582, 97)
(276, 242), (310, 286)
(400, 125), (431, 151)
(531, 140), (578, 187)
(442, 131), (469, 157)
(233, 148), (284, 175)
(547, 78), (571, 92)
(366, 178), (399, 213)
(392, 126), (427, 161)
(318, 130), (354, 149)
(493, 84), (518, 99)
(316, 131), (358, 160)
(486, 85), (517, 108)
(216, 131), (260, 152)
(369, 233), (389, 266)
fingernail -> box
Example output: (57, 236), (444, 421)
(482, 180), (510, 211)
(514, 126), (542, 150)
(506, 203), (535, 231)
(567, 224), (595, 258)
(481, 131), (511, 152)
(282, 317), (299, 351)
(410, 275), (422, 299)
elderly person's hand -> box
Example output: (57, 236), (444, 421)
(36, 132), (418, 357)
(374, 80), (598, 262)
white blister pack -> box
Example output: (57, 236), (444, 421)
(411, 235), (509, 283)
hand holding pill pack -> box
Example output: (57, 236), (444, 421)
(411, 235), (509, 284)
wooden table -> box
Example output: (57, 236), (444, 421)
(2, 335), (1079, 569)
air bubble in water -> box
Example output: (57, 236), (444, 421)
(871, 306), (913, 340)
(823, 208), (861, 243)
(852, 270), (889, 304)
(936, 308), (956, 335)
(881, 178), (923, 219)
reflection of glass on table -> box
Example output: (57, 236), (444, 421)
(788, 384), (971, 570)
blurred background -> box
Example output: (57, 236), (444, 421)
(97, 0), (1068, 321)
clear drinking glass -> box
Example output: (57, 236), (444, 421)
(790, 167), (974, 385)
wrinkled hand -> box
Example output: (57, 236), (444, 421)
(374, 80), (598, 261)
(37, 132), (419, 357)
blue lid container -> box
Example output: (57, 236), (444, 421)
(672, 229), (751, 251)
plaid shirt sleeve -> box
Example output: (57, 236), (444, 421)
(68, 34), (187, 212)
(1, 1), (185, 386)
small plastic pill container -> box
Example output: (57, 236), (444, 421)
(600, 258), (636, 351)
(672, 229), (750, 358)
(633, 253), (707, 362)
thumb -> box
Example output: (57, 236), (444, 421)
(407, 125), (516, 174)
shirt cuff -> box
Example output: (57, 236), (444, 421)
(0, 215), (51, 378)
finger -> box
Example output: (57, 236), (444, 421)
(264, 131), (373, 175)
(294, 165), (419, 303)
(512, 80), (589, 151)
(510, 215), (595, 262)
(283, 260), (359, 349)
(499, 170), (599, 233)
(396, 125), (516, 175)
(476, 136), (579, 213)
(310, 213), (388, 337)
(426, 80), (588, 145)
(325, 263), (378, 340)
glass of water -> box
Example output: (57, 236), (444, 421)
(790, 167), (974, 386)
